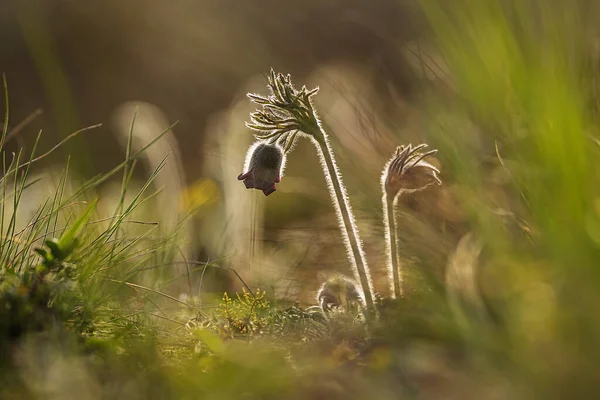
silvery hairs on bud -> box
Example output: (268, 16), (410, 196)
(316, 275), (365, 315)
(381, 143), (441, 298)
(238, 141), (285, 196)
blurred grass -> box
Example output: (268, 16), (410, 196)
(17, 0), (94, 176)
(419, 0), (600, 396)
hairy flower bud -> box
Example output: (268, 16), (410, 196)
(383, 144), (441, 196)
(238, 142), (284, 196)
(316, 275), (364, 314)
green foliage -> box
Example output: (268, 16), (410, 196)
(217, 288), (271, 336)
(34, 198), (97, 269)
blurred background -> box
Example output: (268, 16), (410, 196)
(2, 0), (598, 305)
(4, 1), (600, 398)
(0, 0), (462, 302)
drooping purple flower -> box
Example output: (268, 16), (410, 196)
(237, 142), (284, 196)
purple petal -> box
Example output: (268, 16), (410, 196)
(262, 185), (276, 196)
(238, 172), (256, 189)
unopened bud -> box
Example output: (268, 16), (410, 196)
(383, 144), (441, 196)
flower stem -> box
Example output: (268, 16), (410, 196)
(309, 123), (375, 313)
(383, 193), (402, 298)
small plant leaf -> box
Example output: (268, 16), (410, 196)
(44, 238), (63, 259)
(57, 198), (97, 257)
(33, 247), (49, 260)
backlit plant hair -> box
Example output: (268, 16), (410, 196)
(381, 144), (441, 298)
(245, 69), (375, 313)
(316, 274), (365, 316)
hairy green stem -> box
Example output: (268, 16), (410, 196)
(383, 193), (402, 298)
(309, 123), (375, 312)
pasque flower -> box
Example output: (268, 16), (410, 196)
(244, 69), (376, 315)
(381, 143), (441, 298)
(384, 144), (441, 195)
(237, 142), (284, 196)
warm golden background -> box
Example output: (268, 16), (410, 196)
(2, 2), (600, 397)
(1, 0), (462, 301)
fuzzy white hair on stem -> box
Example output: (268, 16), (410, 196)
(381, 144), (441, 298)
(244, 69), (376, 315)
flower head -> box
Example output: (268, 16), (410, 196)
(238, 142), (284, 196)
(242, 69), (376, 315)
(383, 143), (441, 196)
